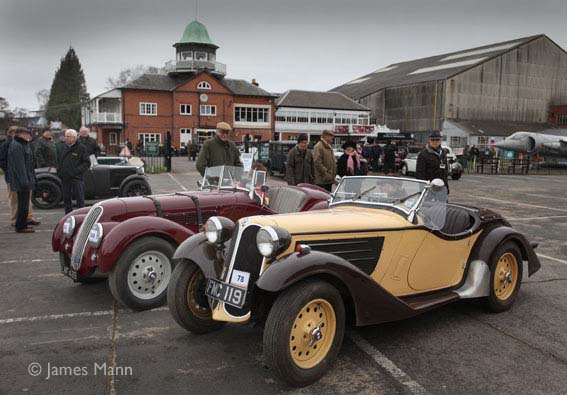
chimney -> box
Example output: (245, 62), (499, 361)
(251, 78), (259, 87)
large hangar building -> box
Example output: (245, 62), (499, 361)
(332, 35), (567, 148)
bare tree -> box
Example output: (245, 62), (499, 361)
(36, 89), (50, 111)
(106, 61), (175, 89)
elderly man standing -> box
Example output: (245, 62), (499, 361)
(34, 128), (57, 169)
(78, 126), (100, 157)
(196, 122), (242, 176)
(7, 128), (37, 233)
(312, 129), (336, 192)
(416, 131), (450, 193)
(286, 133), (313, 186)
(59, 129), (91, 214)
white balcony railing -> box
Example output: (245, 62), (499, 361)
(95, 112), (122, 123)
(175, 60), (226, 75)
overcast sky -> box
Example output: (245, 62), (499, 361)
(1, 0), (566, 110)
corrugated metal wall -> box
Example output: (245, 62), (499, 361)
(445, 36), (567, 123)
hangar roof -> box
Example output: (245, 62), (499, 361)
(331, 35), (545, 100)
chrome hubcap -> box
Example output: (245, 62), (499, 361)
(127, 250), (171, 300)
(308, 323), (324, 347)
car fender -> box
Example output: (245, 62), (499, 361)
(36, 172), (62, 187)
(172, 233), (225, 279)
(52, 212), (88, 253)
(471, 226), (541, 276)
(256, 251), (416, 326)
(97, 216), (194, 273)
(118, 174), (150, 195)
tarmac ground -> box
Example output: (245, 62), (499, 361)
(1, 157), (566, 394)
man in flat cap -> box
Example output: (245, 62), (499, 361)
(416, 131), (449, 193)
(196, 122), (242, 176)
(286, 133), (313, 186)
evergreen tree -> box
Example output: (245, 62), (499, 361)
(46, 47), (89, 130)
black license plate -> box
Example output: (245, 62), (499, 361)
(205, 278), (246, 309)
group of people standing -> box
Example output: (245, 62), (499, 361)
(0, 126), (96, 233)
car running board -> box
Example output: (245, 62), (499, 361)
(401, 291), (460, 311)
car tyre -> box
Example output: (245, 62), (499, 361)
(167, 260), (225, 334)
(263, 280), (345, 387)
(121, 179), (151, 197)
(32, 179), (61, 209)
(485, 241), (523, 313)
(108, 237), (175, 310)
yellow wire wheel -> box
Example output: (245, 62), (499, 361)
(289, 298), (337, 369)
(493, 252), (519, 301)
(186, 268), (211, 320)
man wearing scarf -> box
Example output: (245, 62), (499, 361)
(416, 131), (450, 193)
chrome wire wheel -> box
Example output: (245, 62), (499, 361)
(127, 250), (171, 300)
(289, 298), (337, 369)
(494, 252), (519, 301)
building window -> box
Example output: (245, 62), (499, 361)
(197, 81), (211, 90)
(200, 105), (216, 116)
(234, 106), (270, 124)
(450, 136), (467, 148)
(139, 102), (157, 116)
(109, 132), (118, 146)
(180, 128), (192, 135)
(309, 112), (333, 124)
(179, 51), (193, 61)
(138, 133), (161, 144)
(180, 104), (192, 115)
(195, 52), (208, 61)
(558, 114), (567, 126)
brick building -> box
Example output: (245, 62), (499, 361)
(83, 20), (276, 153)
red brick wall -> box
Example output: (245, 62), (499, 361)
(122, 72), (275, 148)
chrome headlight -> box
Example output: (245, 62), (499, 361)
(205, 216), (235, 244)
(88, 223), (104, 248)
(256, 226), (291, 258)
(136, 166), (144, 175)
(63, 216), (76, 238)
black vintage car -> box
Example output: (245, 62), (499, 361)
(32, 157), (151, 209)
(266, 141), (297, 176)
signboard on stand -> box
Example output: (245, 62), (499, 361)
(145, 141), (160, 156)
(241, 153), (254, 172)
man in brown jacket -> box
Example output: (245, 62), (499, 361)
(312, 129), (336, 192)
(286, 134), (313, 186)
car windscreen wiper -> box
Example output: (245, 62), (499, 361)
(352, 186), (377, 201)
(392, 191), (422, 205)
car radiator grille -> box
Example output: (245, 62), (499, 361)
(222, 224), (262, 317)
(296, 237), (384, 275)
(71, 205), (103, 270)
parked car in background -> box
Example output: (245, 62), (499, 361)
(266, 140), (296, 176)
(52, 166), (330, 310)
(401, 145), (463, 179)
(33, 156), (150, 209)
(168, 175), (540, 386)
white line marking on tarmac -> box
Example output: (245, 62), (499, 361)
(525, 193), (567, 201)
(0, 307), (169, 325)
(508, 215), (567, 221)
(167, 173), (188, 191)
(0, 229), (52, 234)
(537, 254), (567, 265)
(469, 196), (567, 212)
(0, 258), (58, 265)
(350, 333), (427, 394)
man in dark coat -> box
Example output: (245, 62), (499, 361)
(59, 129), (91, 214)
(7, 128), (37, 233)
(382, 141), (397, 175)
(78, 126), (100, 157)
(196, 122), (242, 176)
(416, 131), (449, 193)
(34, 128), (57, 169)
(286, 133), (313, 185)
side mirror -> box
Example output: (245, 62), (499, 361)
(429, 178), (445, 192)
(261, 185), (270, 193)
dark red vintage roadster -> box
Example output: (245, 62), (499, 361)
(52, 166), (329, 310)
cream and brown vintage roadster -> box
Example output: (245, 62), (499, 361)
(167, 176), (540, 387)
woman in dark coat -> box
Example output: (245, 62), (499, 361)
(337, 141), (366, 177)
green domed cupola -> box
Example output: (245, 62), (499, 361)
(173, 20), (225, 76)
(177, 20), (218, 49)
